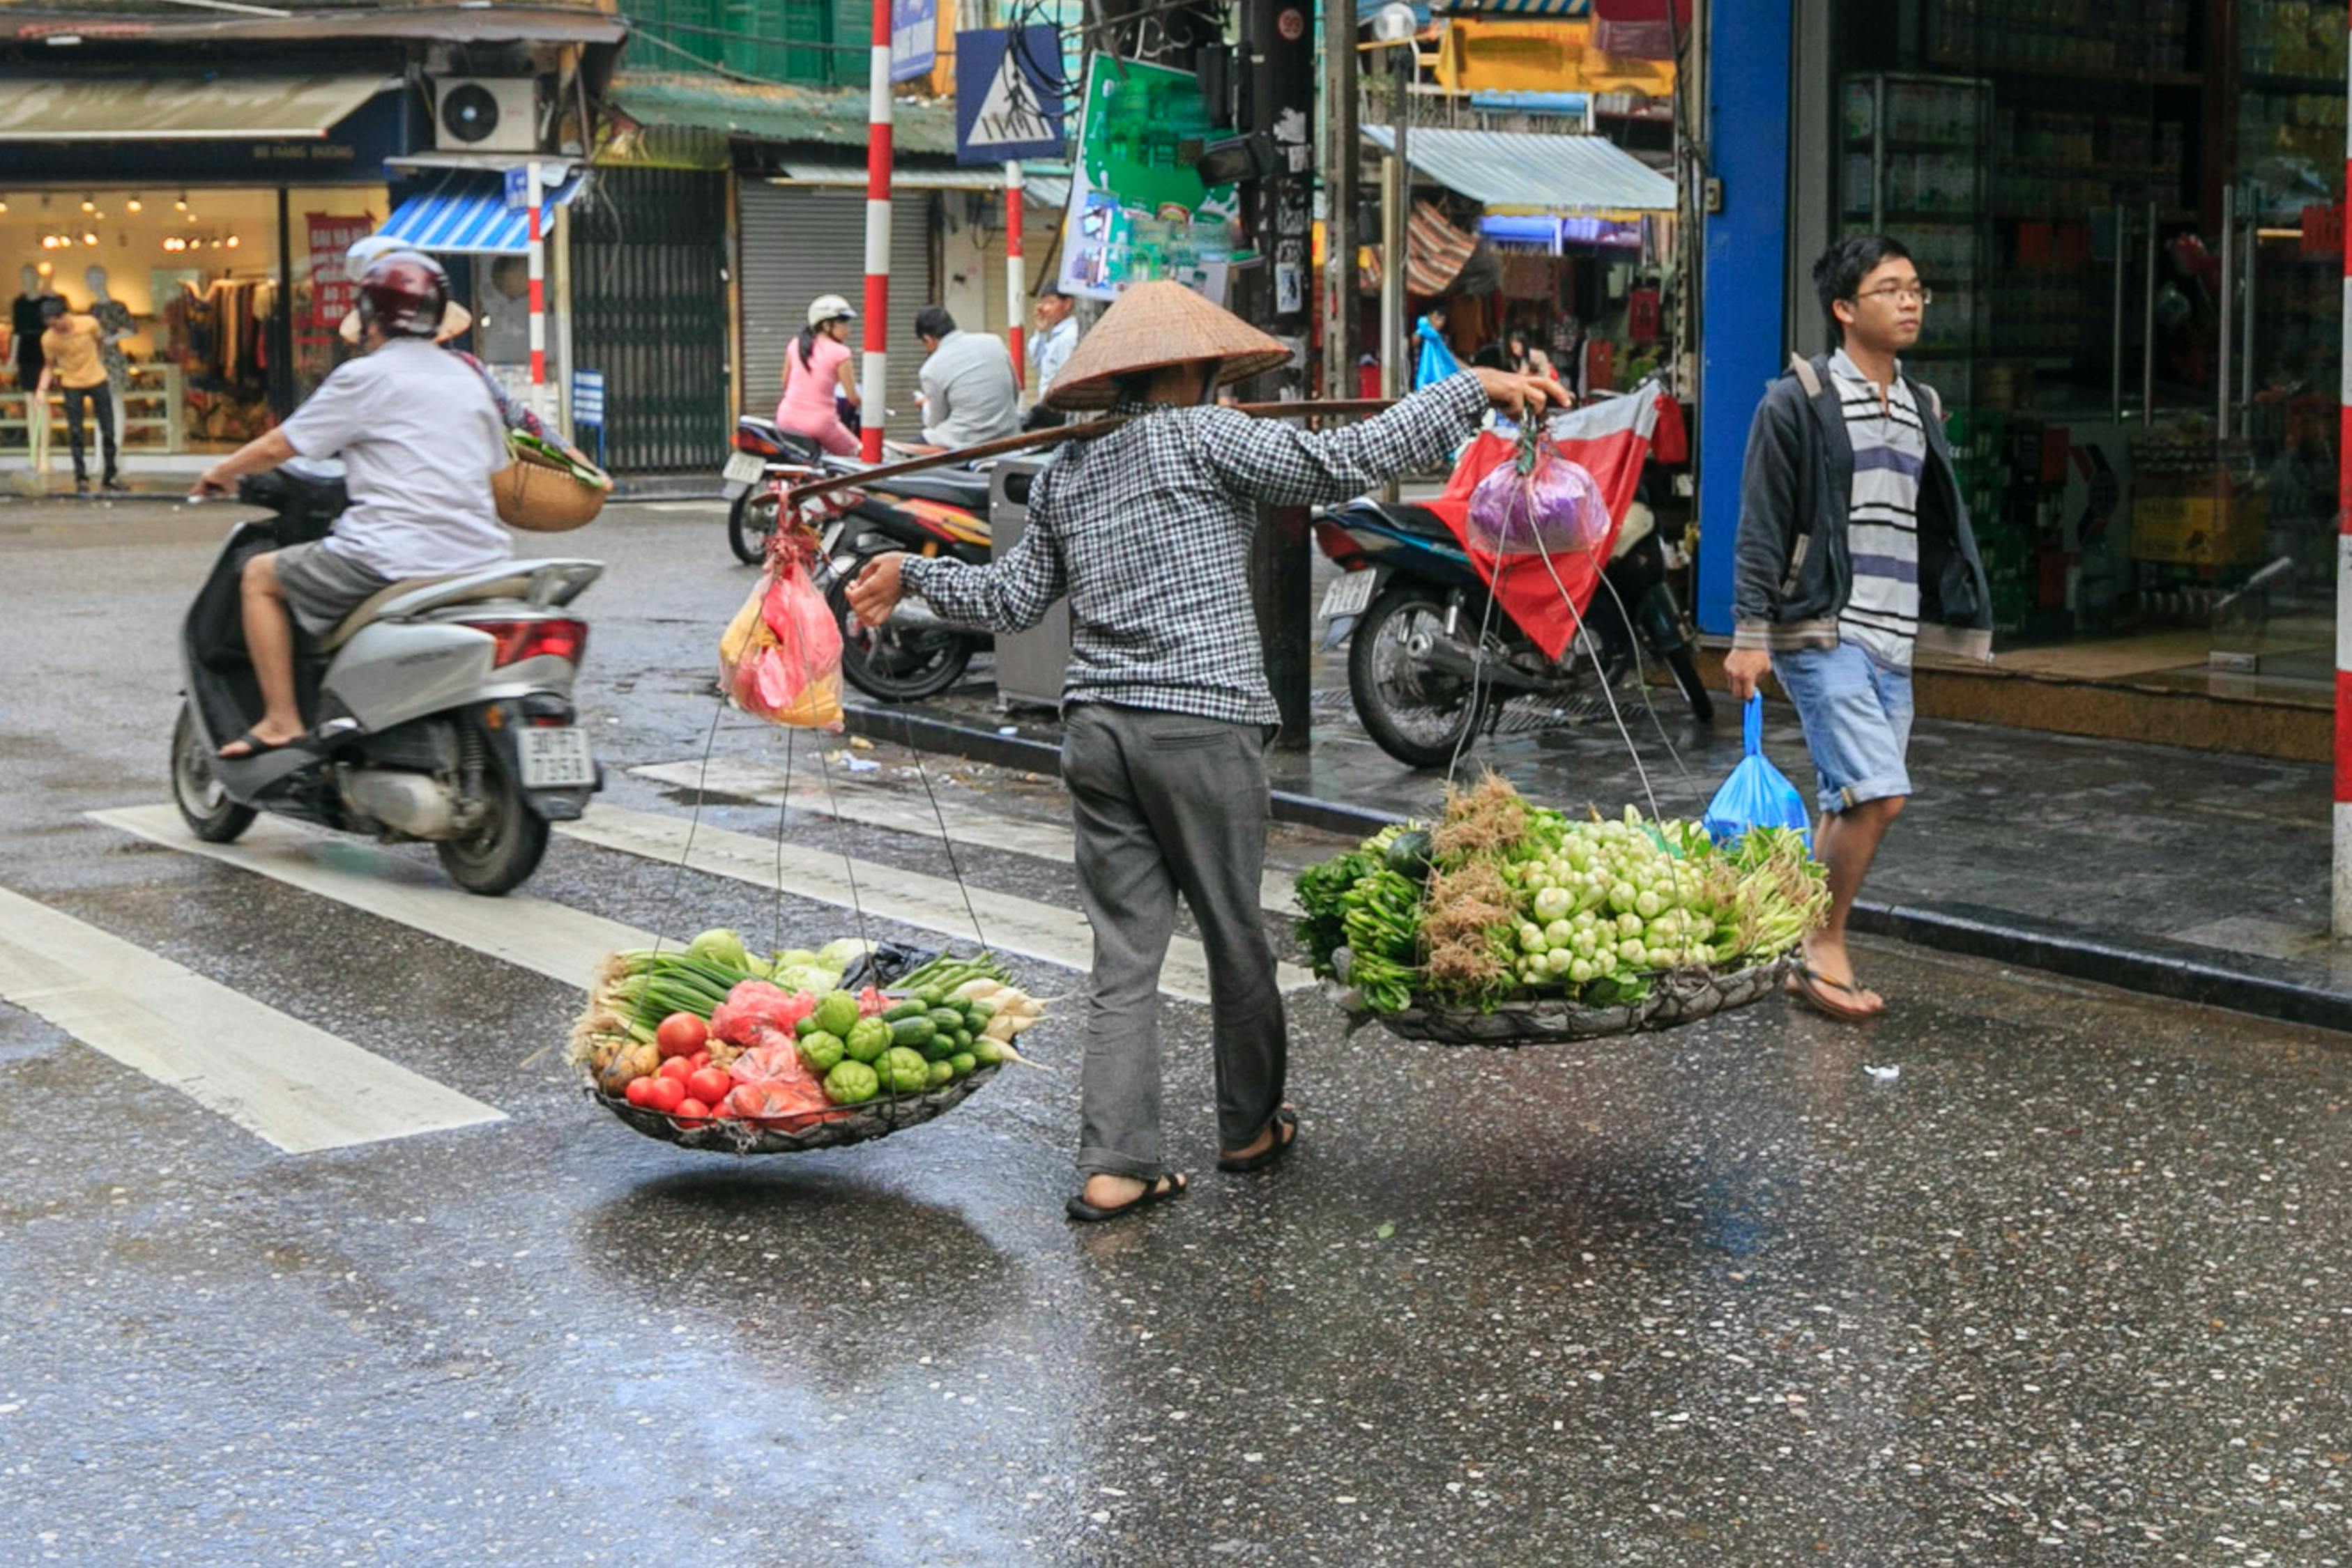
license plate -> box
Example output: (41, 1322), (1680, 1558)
(722, 451), (768, 485)
(1318, 570), (1378, 621)
(518, 726), (595, 790)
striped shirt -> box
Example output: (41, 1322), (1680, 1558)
(1828, 348), (1926, 668)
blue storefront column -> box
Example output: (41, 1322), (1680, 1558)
(1694, 0), (1793, 636)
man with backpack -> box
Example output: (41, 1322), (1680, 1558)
(1721, 236), (1992, 1021)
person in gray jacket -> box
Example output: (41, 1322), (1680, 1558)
(1721, 236), (1991, 1022)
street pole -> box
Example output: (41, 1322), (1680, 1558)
(2337, 0), (2352, 936)
(1322, 0), (1359, 401)
(860, 0), (894, 463)
(526, 160), (546, 401)
(1007, 158), (1026, 391)
(1380, 49), (1408, 397)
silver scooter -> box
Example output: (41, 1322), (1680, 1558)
(171, 460), (604, 896)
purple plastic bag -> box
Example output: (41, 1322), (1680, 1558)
(1464, 437), (1611, 558)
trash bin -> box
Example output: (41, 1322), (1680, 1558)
(991, 457), (1070, 710)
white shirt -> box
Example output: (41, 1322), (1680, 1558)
(1031, 315), (1079, 397)
(280, 339), (514, 580)
(919, 329), (1020, 448)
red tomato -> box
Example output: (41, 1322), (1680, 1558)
(686, 1067), (732, 1106)
(655, 1012), (709, 1059)
(623, 1076), (658, 1108)
(657, 1057), (696, 1085)
(641, 1075), (687, 1114)
(689, 1052), (712, 1071)
(674, 1097), (711, 1128)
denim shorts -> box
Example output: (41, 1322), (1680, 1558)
(1771, 640), (1914, 813)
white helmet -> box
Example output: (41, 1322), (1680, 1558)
(807, 293), (856, 328)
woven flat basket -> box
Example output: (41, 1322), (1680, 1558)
(1336, 955), (1799, 1047)
(584, 1063), (1002, 1155)
(496, 446), (611, 532)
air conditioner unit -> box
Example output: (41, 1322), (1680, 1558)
(432, 77), (537, 154)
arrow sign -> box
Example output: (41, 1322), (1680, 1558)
(955, 25), (1067, 165)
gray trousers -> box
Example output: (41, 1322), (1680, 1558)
(1062, 704), (1287, 1180)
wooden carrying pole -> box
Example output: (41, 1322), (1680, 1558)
(783, 399), (1400, 510)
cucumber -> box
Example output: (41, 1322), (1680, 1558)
(889, 1016), (937, 1049)
(926, 1007), (965, 1033)
(953, 1029), (973, 1051)
(881, 999), (929, 1024)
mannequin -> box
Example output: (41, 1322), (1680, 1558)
(11, 264), (47, 390)
(85, 266), (132, 461)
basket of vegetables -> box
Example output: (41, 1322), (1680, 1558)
(570, 930), (1046, 1155)
(494, 433), (613, 533)
(1298, 776), (1826, 1048)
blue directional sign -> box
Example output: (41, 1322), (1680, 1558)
(892, 0), (937, 84)
(955, 25), (1067, 166)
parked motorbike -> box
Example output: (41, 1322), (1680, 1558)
(720, 413), (924, 566)
(821, 468), (995, 702)
(1314, 481), (1712, 769)
(171, 461), (603, 896)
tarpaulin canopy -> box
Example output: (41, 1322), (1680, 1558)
(0, 75), (391, 142)
(376, 170), (586, 257)
(1363, 126), (1674, 215)
(773, 162), (1071, 208)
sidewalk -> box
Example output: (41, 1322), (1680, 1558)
(845, 659), (2352, 1033)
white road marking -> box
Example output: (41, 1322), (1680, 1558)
(558, 803), (1315, 1005)
(633, 755), (1306, 916)
(90, 805), (652, 989)
(0, 883), (503, 1154)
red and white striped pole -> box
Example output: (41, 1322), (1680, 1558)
(861, 0), (895, 462)
(2338, 0), (2352, 937)
(1007, 159), (1026, 392)
(526, 160), (546, 394)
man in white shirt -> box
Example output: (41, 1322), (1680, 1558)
(191, 252), (511, 759)
(913, 305), (1019, 450)
(1023, 287), (1080, 431)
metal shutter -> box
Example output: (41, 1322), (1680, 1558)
(736, 182), (934, 431)
(570, 166), (731, 472)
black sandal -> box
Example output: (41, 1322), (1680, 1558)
(217, 728), (307, 761)
(1065, 1172), (1188, 1224)
(1218, 1107), (1299, 1174)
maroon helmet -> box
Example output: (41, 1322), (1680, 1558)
(356, 250), (451, 339)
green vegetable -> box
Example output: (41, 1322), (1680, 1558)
(816, 937), (874, 971)
(797, 1031), (846, 1075)
(926, 1060), (954, 1089)
(823, 1059), (879, 1104)
(947, 1052), (977, 1079)
(814, 990), (862, 1038)
(843, 1016), (892, 1063)
(889, 1015), (937, 1050)
(970, 1039), (1006, 1067)
(1384, 828), (1435, 879)
(878, 1046), (930, 1095)
(687, 928), (750, 971)
(881, 999), (929, 1023)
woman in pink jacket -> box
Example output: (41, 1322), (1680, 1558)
(777, 294), (862, 456)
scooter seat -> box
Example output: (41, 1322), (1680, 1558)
(319, 571), (534, 652)
(880, 470), (992, 509)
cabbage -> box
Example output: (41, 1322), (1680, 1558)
(817, 937), (876, 971)
(772, 964), (843, 996)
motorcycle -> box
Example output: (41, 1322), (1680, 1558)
(171, 461), (604, 896)
(1315, 476), (1712, 770)
(721, 412), (925, 566)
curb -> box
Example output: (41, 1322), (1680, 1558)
(842, 700), (2352, 1036)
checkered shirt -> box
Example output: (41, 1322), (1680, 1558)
(902, 371), (1490, 725)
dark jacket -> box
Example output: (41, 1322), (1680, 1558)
(1731, 352), (1992, 662)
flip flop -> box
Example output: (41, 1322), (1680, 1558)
(1218, 1107), (1299, 1174)
(217, 729), (305, 761)
(1065, 1172), (1188, 1224)
(1785, 965), (1885, 1023)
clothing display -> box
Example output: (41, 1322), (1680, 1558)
(91, 297), (133, 396)
(11, 292), (59, 385)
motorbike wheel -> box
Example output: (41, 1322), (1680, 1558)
(728, 489), (779, 566)
(171, 702), (258, 844)
(1665, 647), (1715, 723)
(1348, 583), (1499, 770)
(435, 751), (549, 897)
(825, 565), (975, 702)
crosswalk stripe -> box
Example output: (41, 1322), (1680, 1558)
(632, 755), (1306, 916)
(557, 803), (1317, 1006)
(90, 805), (655, 989)
(0, 883), (503, 1154)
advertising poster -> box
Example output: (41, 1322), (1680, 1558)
(1057, 54), (1242, 304)
(305, 211), (376, 330)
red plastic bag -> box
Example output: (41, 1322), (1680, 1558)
(1463, 433), (1612, 560)
(719, 544), (843, 730)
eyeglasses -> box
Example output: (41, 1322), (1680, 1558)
(1855, 284), (1933, 307)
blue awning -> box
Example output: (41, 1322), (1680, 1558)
(376, 170), (583, 256)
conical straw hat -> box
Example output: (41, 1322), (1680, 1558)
(1045, 279), (1292, 410)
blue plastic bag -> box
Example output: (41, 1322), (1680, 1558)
(1703, 694), (1813, 850)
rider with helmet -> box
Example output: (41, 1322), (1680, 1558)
(191, 251), (513, 760)
(777, 293), (862, 456)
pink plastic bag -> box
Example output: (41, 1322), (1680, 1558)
(718, 547), (844, 730)
(1463, 436), (1612, 559)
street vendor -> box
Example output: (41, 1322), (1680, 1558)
(847, 281), (1564, 1223)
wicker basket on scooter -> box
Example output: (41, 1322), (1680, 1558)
(583, 1064), (1003, 1155)
(494, 439), (612, 532)
(1329, 954), (1799, 1047)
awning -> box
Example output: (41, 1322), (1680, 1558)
(376, 171), (586, 257)
(773, 161), (1071, 208)
(1362, 125), (1674, 214)
(608, 72), (958, 158)
(0, 75), (392, 143)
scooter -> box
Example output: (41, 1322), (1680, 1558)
(721, 411), (929, 566)
(1314, 478), (1712, 769)
(171, 461), (604, 896)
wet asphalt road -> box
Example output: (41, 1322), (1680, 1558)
(3, 499), (2351, 1567)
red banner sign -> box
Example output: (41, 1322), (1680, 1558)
(305, 212), (376, 330)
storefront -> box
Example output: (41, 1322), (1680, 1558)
(1702, 0), (2344, 739)
(0, 77), (413, 463)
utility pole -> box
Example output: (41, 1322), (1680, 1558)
(1235, 0), (1319, 747)
(1322, 0), (1359, 402)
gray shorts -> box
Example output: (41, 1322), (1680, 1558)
(275, 541), (396, 639)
